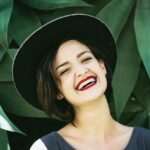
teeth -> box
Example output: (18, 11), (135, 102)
(78, 78), (95, 90)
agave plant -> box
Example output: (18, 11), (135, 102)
(0, 0), (150, 149)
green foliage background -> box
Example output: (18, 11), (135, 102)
(0, 0), (150, 149)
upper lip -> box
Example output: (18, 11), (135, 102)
(75, 76), (96, 90)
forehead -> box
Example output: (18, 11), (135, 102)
(55, 40), (91, 62)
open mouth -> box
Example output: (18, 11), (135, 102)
(76, 76), (97, 91)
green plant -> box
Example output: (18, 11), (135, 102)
(0, 0), (150, 149)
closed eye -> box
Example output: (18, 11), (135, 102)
(59, 68), (70, 76)
(81, 57), (92, 63)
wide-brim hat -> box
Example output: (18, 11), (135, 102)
(13, 14), (117, 110)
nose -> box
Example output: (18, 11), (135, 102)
(75, 65), (88, 77)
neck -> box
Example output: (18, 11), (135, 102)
(72, 95), (116, 140)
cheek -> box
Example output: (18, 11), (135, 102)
(59, 77), (76, 103)
(99, 70), (107, 91)
(87, 62), (102, 74)
(59, 74), (74, 93)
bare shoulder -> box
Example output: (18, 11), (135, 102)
(118, 124), (134, 135)
(115, 122), (134, 140)
(112, 123), (134, 149)
(57, 123), (74, 136)
(56, 123), (79, 148)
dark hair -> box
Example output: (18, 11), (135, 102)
(36, 38), (113, 123)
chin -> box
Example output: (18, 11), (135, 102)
(79, 90), (106, 104)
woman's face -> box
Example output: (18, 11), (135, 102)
(53, 40), (107, 106)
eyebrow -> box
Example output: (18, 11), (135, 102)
(55, 51), (90, 71)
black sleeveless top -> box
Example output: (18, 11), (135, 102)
(34, 127), (150, 150)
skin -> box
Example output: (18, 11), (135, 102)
(53, 40), (133, 150)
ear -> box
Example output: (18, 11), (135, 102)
(57, 93), (64, 100)
(99, 60), (107, 75)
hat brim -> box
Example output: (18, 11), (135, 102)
(13, 14), (116, 109)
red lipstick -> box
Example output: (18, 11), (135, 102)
(76, 76), (97, 91)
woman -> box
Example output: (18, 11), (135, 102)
(13, 14), (150, 150)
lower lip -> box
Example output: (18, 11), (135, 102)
(80, 81), (97, 91)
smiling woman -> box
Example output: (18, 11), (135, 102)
(13, 14), (150, 150)
(36, 38), (113, 123)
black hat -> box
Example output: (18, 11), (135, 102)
(13, 14), (117, 109)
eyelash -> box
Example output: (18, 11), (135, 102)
(81, 57), (92, 63)
(59, 68), (70, 76)
(59, 57), (92, 76)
